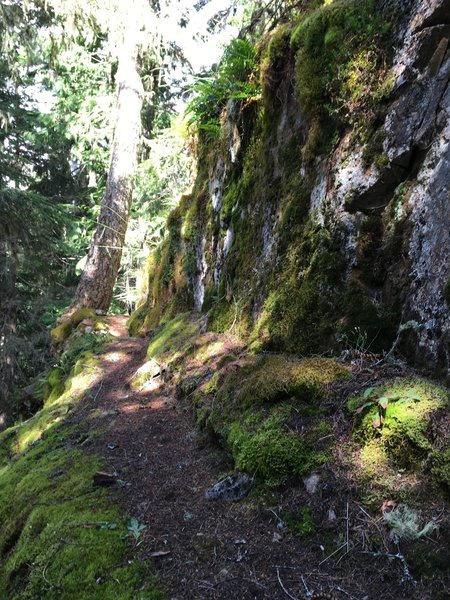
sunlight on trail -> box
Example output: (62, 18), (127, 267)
(104, 350), (129, 363)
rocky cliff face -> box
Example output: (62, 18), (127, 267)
(131, 0), (450, 376)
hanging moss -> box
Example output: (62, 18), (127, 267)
(182, 192), (208, 288)
(260, 23), (292, 99)
(255, 223), (347, 354)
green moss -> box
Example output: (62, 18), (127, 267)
(129, 358), (161, 391)
(268, 24), (291, 63)
(431, 449), (450, 494)
(227, 404), (331, 486)
(406, 540), (450, 581)
(125, 0), (399, 359)
(58, 332), (112, 376)
(0, 433), (162, 599)
(255, 225), (347, 354)
(202, 371), (221, 395)
(50, 309), (97, 345)
(47, 368), (62, 389)
(44, 369), (65, 404)
(260, 23), (292, 97)
(277, 174), (310, 250)
(284, 506), (316, 538)
(182, 193), (208, 286)
(126, 303), (148, 337)
(146, 312), (204, 364)
(362, 127), (387, 168)
(71, 351), (100, 377)
(208, 301), (235, 333)
(215, 355), (348, 416)
(186, 353), (347, 485)
(132, 202), (191, 332)
(203, 355), (348, 452)
(358, 439), (391, 481)
(291, 0), (392, 156)
(220, 179), (241, 223)
(350, 379), (450, 498)
(0, 356), (162, 599)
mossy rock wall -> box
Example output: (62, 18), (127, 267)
(132, 0), (450, 374)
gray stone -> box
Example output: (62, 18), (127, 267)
(205, 474), (253, 502)
(130, 358), (161, 390)
(303, 472), (321, 495)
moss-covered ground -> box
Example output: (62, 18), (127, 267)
(4, 311), (449, 598)
(0, 328), (162, 600)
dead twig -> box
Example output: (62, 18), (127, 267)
(93, 381), (103, 402)
(300, 574), (312, 597)
(357, 504), (390, 552)
(318, 542), (347, 567)
(277, 567), (298, 600)
(346, 502), (350, 553)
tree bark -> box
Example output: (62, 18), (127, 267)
(73, 33), (144, 311)
(0, 238), (19, 430)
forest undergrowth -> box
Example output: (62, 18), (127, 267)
(1, 313), (449, 599)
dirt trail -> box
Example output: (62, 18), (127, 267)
(73, 317), (418, 600)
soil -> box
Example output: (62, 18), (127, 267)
(70, 317), (448, 600)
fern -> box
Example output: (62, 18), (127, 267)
(186, 39), (261, 133)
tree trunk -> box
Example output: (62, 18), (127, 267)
(0, 238), (19, 430)
(73, 33), (144, 311)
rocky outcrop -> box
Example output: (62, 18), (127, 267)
(134, 0), (450, 376)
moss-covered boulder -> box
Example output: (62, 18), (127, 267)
(209, 355), (349, 426)
(50, 308), (98, 345)
(348, 378), (450, 500)
(190, 354), (349, 486)
(146, 312), (206, 365)
(228, 403), (332, 486)
(130, 358), (162, 390)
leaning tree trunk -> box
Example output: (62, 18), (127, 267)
(73, 35), (144, 311)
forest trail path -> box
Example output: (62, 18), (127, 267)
(73, 316), (342, 600)
(73, 317), (398, 600)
